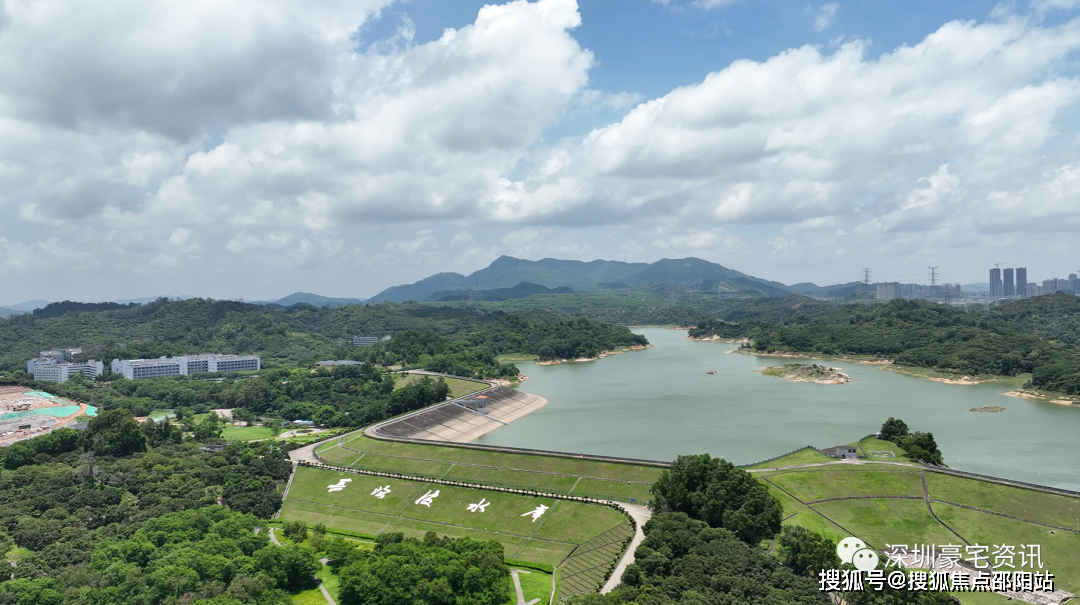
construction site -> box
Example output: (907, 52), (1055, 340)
(0, 385), (97, 444)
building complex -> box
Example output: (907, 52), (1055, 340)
(27, 355), (104, 383)
(874, 283), (961, 302)
(351, 335), (390, 347)
(989, 266), (1077, 299)
(110, 354), (260, 380)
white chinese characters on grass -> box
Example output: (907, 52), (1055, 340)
(521, 504), (549, 522)
(415, 489), (440, 507)
(371, 485), (391, 499)
(327, 478), (352, 493)
(467, 498), (490, 513)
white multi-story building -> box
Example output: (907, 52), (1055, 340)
(27, 358), (104, 383)
(111, 354), (261, 380)
(351, 335), (391, 347)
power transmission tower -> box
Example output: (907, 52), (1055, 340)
(863, 269), (872, 299)
(927, 267), (939, 304)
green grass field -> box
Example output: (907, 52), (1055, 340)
(510, 568), (553, 605)
(757, 461), (1080, 594)
(339, 434), (663, 483)
(394, 373), (487, 398)
(303, 428), (1080, 597)
(280, 466), (632, 569)
(767, 468), (925, 502)
(858, 437), (913, 462)
(221, 425), (277, 441)
(743, 447), (833, 469)
(313, 433), (661, 504)
(926, 472), (1080, 530)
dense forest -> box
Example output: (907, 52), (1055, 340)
(0, 298), (647, 374)
(0, 407), (512, 605)
(688, 295), (1080, 395)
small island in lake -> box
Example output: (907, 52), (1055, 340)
(757, 363), (851, 385)
(970, 406), (1005, 413)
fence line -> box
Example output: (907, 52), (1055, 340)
(296, 460), (640, 510)
(736, 445), (822, 469)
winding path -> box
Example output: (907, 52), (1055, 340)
(601, 503), (651, 594)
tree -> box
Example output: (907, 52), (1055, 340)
(254, 544), (321, 592)
(194, 413), (224, 439)
(587, 513), (825, 605)
(777, 525), (840, 576)
(649, 454), (782, 545)
(898, 431), (944, 465)
(282, 520), (308, 542)
(338, 533), (508, 605)
(880, 417), (909, 442)
(85, 409), (147, 457)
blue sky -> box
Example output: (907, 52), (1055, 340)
(1, 0), (1079, 301)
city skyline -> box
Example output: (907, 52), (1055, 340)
(2, 0), (1080, 301)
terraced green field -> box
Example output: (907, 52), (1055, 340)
(316, 433), (662, 504)
(280, 466), (628, 569)
(752, 462), (1080, 597)
(301, 430), (1080, 602)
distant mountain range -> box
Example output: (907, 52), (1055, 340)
(0, 258), (901, 319)
(254, 292), (367, 308)
(427, 282), (575, 302)
(368, 256), (805, 303)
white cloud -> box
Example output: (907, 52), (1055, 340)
(815, 3), (839, 31)
(4, 1), (1080, 294)
(1033, 0), (1080, 12)
(489, 16), (1080, 238)
(692, 0), (738, 9)
(651, 227), (746, 256)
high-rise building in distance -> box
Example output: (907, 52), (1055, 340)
(1003, 268), (1015, 297)
(1016, 267), (1028, 298)
(990, 268), (1003, 297)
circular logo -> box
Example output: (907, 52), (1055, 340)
(836, 537), (865, 565)
(852, 548), (879, 572)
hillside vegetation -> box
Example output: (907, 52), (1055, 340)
(0, 298), (646, 373)
(688, 294), (1080, 395)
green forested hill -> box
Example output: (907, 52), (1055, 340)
(688, 294), (1080, 395)
(0, 298), (647, 373)
(0, 299), (339, 370)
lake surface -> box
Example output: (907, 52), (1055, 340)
(475, 328), (1080, 491)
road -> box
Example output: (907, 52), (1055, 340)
(600, 502), (652, 594)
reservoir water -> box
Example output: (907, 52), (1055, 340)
(475, 328), (1080, 491)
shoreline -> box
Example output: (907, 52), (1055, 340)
(535, 344), (653, 365)
(730, 348), (892, 365)
(686, 335), (747, 344)
(1004, 389), (1079, 407)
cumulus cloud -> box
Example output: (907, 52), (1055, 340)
(491, 16), (1080, 236)
(3, 0), (1080, 295)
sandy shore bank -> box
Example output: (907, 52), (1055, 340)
(728, 348), (892, 365)
(1004, 389), (1079, 407)
(535, 344), (653, 365)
